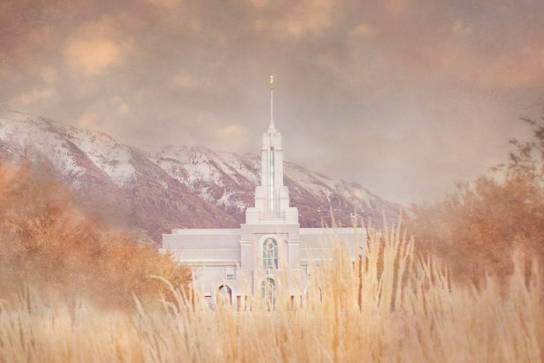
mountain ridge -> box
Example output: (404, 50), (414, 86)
(0, 111), (400, 243)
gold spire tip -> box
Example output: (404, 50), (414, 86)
(269, 74), (275, 86)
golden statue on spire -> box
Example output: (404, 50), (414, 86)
(269, 74), (275, 87)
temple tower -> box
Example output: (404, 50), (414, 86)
(245, 75), (299, 225)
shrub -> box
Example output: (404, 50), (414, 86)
(0, 161), (191, 309)
(407, 117), (544, 282)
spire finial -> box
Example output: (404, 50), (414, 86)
(268, 74), (275, 131)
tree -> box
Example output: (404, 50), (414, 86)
(407, 116), (544, 282)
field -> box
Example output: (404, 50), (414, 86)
(1, 225), (542, 363)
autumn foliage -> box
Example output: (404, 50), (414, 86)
(0, 161), (191, 309)
(408, 118), (544, 282)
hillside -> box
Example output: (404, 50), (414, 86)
(0, 111), (399, 242)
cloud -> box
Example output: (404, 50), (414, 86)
(40, 66), (58, 83)
(243, 0), (270, 8)
(64, 19), (131, 78)
(76, 112), (99, 129)
(282, 0), (336, 36)
(65, 39), (122, 77)
(10, 88), (57, 106)
(253, 0), (337, 39)
(111, 96), (130, 114)
(146, 0), (183, 8)
(216, 124), (249, 149)
(3, 0), (544, 204)
(479, 46), (544, 88)
(414, 39), (544, 89)
(172, 73), (205, 90)
(350, 24), (377, 38)
(385, 0), (411, 15)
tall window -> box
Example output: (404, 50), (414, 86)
(261, 278), (276, 306)
(263, 238), (278, 269)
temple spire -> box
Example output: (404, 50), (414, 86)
(244, 74), (299, 225)
(268, 74), (275, 132)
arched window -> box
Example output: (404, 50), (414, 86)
(260, 278), (276, 306)
(263, 238), (278, 269)
(217, 285), (232, 305)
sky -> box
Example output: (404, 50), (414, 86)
(1, 0), (544, 204)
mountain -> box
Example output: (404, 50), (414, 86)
(0, 111), (400, 243)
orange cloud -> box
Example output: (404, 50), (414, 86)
(64, 19), (131, 78)
(65, 38), (122, 77)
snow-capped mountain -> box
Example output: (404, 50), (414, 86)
(0, 111), (399, 242)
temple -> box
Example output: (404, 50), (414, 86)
(160, 76), (365, 306)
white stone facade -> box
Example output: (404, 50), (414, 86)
(161, 79), (366, 306)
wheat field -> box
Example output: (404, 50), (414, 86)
(0, 225), (542, 363)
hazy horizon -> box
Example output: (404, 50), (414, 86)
(2, 0), (544, 204)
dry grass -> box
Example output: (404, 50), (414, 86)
(0, 225), (542, 363)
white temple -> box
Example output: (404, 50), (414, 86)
(161, 76), (365, 306)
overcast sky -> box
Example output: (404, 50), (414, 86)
(1, 0), (544, 204)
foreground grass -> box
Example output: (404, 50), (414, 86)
(1, 226), (542, 363)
